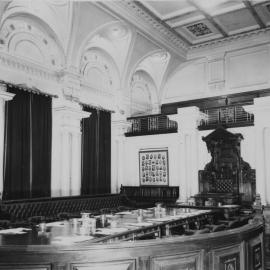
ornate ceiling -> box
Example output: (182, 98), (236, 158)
(0, 0), (269, 115)
(139, 0), (270, 46)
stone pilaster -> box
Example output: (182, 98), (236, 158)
(51, 98), (90, 197)
(0, 83), (15, 199)
(111, 114), (131, 193)
(169, 107), (206, 202)
(244, 96), (270, 205)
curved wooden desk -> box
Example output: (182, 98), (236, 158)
(0, 219), (264, 270)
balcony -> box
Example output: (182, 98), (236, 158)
(199, 105), (254, 130)
(125, 114), (178, 136)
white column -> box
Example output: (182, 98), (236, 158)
(169, 107), (206, 202)
(0, 84), (15, 199)
(111, 115), (131, 193)
(51, 98), (90, 197)
(244, 96), (270, 205)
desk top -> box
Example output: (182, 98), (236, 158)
(0, 207), (212, 246)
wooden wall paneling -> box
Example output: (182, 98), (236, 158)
(70, 259), (136, 270)
(151, 250), (204, 270)
(248, 233), (264, 270)
(52, 263), (66, 270)
(211, 242), (245, 270)
(0, 264), (51, 270)
(137, 256), (151, 270)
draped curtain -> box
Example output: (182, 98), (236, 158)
(4, 87), (31, 200)
(3, 85), (52, 200)
(81, 107), (111, 195)
(31, 94), (52, 198)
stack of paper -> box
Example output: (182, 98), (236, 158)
(0, 227), (31, 235)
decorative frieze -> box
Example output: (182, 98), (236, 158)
(189, 27), (270, 52)
(0, 52), (58, 82)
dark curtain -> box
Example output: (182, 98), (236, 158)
(81, 107), (111, 195)
(3, 86), (52, 200)
(31, 94), (52, 198)
(3, 87), (31, 200)
(81, 108), (98, 195)
(98, 110), (111, 194)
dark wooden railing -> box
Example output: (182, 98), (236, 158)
(125, 114), (177, 136)
(199, 105), (254, 130)
(120, 185), (179, 207)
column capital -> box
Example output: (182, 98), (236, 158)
(58, 69), (81, 102)
(112, 119), (131, 137)
(168, 106), (207, 131)
(0, 83), (15, 101)
(53, 99), (90, 133)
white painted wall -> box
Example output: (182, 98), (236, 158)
(122, 133), (181, 188)
(120, 125), (255, 201)
(163, 44), (270, 104)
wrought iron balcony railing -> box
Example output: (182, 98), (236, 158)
(199, 105), (254, 130)
(125, 114), (178, 136)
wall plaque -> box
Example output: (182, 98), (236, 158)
(139, 149), (169, 186)
(253, 243), (262, 270)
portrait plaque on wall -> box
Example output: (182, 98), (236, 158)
(253, 243), (262, 270)
(220, 253), (240, 270)
(139, 149), (169, 186)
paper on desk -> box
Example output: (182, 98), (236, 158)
(45, 221), (66, 227)
(51, 235), (94, 244)
(0, 227), (31, 234)
(95, 227), (128, 235)
(147, 217), (174, 222)
(117, 211), (132, 215)
(124, 222), (153, 227)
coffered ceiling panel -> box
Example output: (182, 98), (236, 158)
(215, 8), (259, 35)
(255, 2), (270, 26)
(139, 0), (270, 45)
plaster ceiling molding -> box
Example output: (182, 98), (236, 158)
(80, 48), (120, 94)
(0, 18), (64, 70)
(139, 0), (270, 47)
(1, 0), (69, 54)
(135, 50), (170, 92)
(130, 70), (158, 116)
(97, 0), (188, 58)
(82, 21), (132, 76)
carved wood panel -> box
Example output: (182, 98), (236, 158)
(71, 259), (135, 270)
(151, 251), (203, 270)
(248, 234), (264, 270)
(211, 243), (245, 270)
(0, 264), (51, 270)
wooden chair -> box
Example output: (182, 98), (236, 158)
(194, 228), (210, 234)
(57, 212), (71, 220)
(211, 224), (227, 232)
(0, 219), (11, 229)
(27, 215), (45, 225)
(228, 219), (241, 229)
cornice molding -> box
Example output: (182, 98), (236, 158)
(0, 52), (58, 82)
(81, 79), (115, 99)
(189, 27), (270, 52)
(96, 0), (188, 59)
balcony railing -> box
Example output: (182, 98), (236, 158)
(199, 105), (254, 130)
(125, 114), (177, 136)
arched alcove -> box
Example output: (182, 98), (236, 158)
(130, 70), (158, 116)
(80, 47), (120, 93)
(0, 18), (64, 69)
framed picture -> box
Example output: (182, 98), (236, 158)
(253, 243), (262, 270)
(139, 149), (169, 186)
